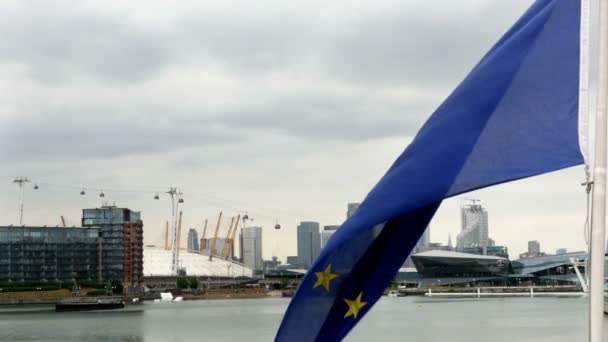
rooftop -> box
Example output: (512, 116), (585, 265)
(413, 250), (506, 260)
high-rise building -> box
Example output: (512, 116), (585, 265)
(82, 206), (144, 287)
(297, 221), (321, 269)
(322, 225), (339, 248)
(528, 240), (540, 256)
(347, 203), (360, 219)
(456, 204), (490, 253)
(240, 227), (263, 271)
(187, 228), (199, 253)
(286, 256), (300, 267)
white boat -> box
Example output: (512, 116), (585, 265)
(386, 290), (398, 298)
(159, 292), (174, 302)
(173, 296), (183, 302)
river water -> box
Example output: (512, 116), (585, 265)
(0, 296), (602, 341)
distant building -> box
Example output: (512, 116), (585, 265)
(187, 228), (199, 253)
(347, 203), (360, 219)
(456, 204), (490, 253)
(528, 240), (540, 256)
(286, 256), (300, 268)
(297, 221), (321, 269)
(412, 250), (588, 287)
(519, 240), (547, 259)
(240, 227), (263, 272)
(412, 250), (510, 287)
(263, 256), (281, 273)
(322, 225), (339, 248)
(0, 206), (144, 287)
(556, 248), (567, 255)
(82, 206), (144, 287)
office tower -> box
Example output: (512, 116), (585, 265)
(241, 227), (263, 271)
(322, 225), (339, 248)
(456, 203), (489, 253)
(347, 203), (360, 219)
(528, 240), (541, 257)
(297, 221), (321, 269)
(187, 228), (199, 253)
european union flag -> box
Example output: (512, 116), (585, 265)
(276, 0), (587, 341)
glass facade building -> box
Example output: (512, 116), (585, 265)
(187, 228), (199, 253)
(297, 221), (320, 269)
(412, 250), (587, 287)
(240, 227), (263, 272)
(82, 206), (144, 286)
(0, 226), (100, 282)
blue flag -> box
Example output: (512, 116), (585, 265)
(276, 0), (587, 341)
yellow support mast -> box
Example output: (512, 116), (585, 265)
(209, 212), (223, 261)
(199, 219), (208, 253)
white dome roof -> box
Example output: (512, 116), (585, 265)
(144, 246), (253, 278)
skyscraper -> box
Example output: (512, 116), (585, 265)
(297, 221), (321, 269)
(347, 203), (360, 219)
(321, 225), (339, 248)
(240, 227), (263, 271)
(187, 228), (199, 253)
(456, 203), (490, 253)
(528, 240), (540, 256)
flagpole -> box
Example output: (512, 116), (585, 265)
(590, 0), (608, 341)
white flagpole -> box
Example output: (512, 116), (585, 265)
(590, 0), (608, 341)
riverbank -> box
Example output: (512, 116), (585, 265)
(397, 285), (582, 296)
(0, 287), (270, 305)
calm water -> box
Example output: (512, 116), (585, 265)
(0, 296), (603, 341)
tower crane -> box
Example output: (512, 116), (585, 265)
(461, 197), (481, 205)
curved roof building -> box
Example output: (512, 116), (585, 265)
(411, 250), (510, 287)
(143, 246), (253, 278)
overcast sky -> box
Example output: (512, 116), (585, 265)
(0, 0), (592, 261)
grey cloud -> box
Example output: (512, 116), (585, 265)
(325, 2), (532, 87)
(213, 94), (431, 141)
(0, 111), (243, 162)
(174, 13), (322, 72)
(0, 0), (536, 163)
(0, 2), (169, 83)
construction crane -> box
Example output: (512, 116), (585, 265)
(462, 197), (481, 205)
(199, 219), (208, 253)
(209, 212), (223, 261)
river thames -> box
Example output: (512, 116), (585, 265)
(0, 296), (603, 341)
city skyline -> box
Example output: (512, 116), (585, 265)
(0, 0), (591, 263)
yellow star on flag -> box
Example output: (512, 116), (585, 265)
(343, 292), (367, 319)
(313, 264), (339, 292)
